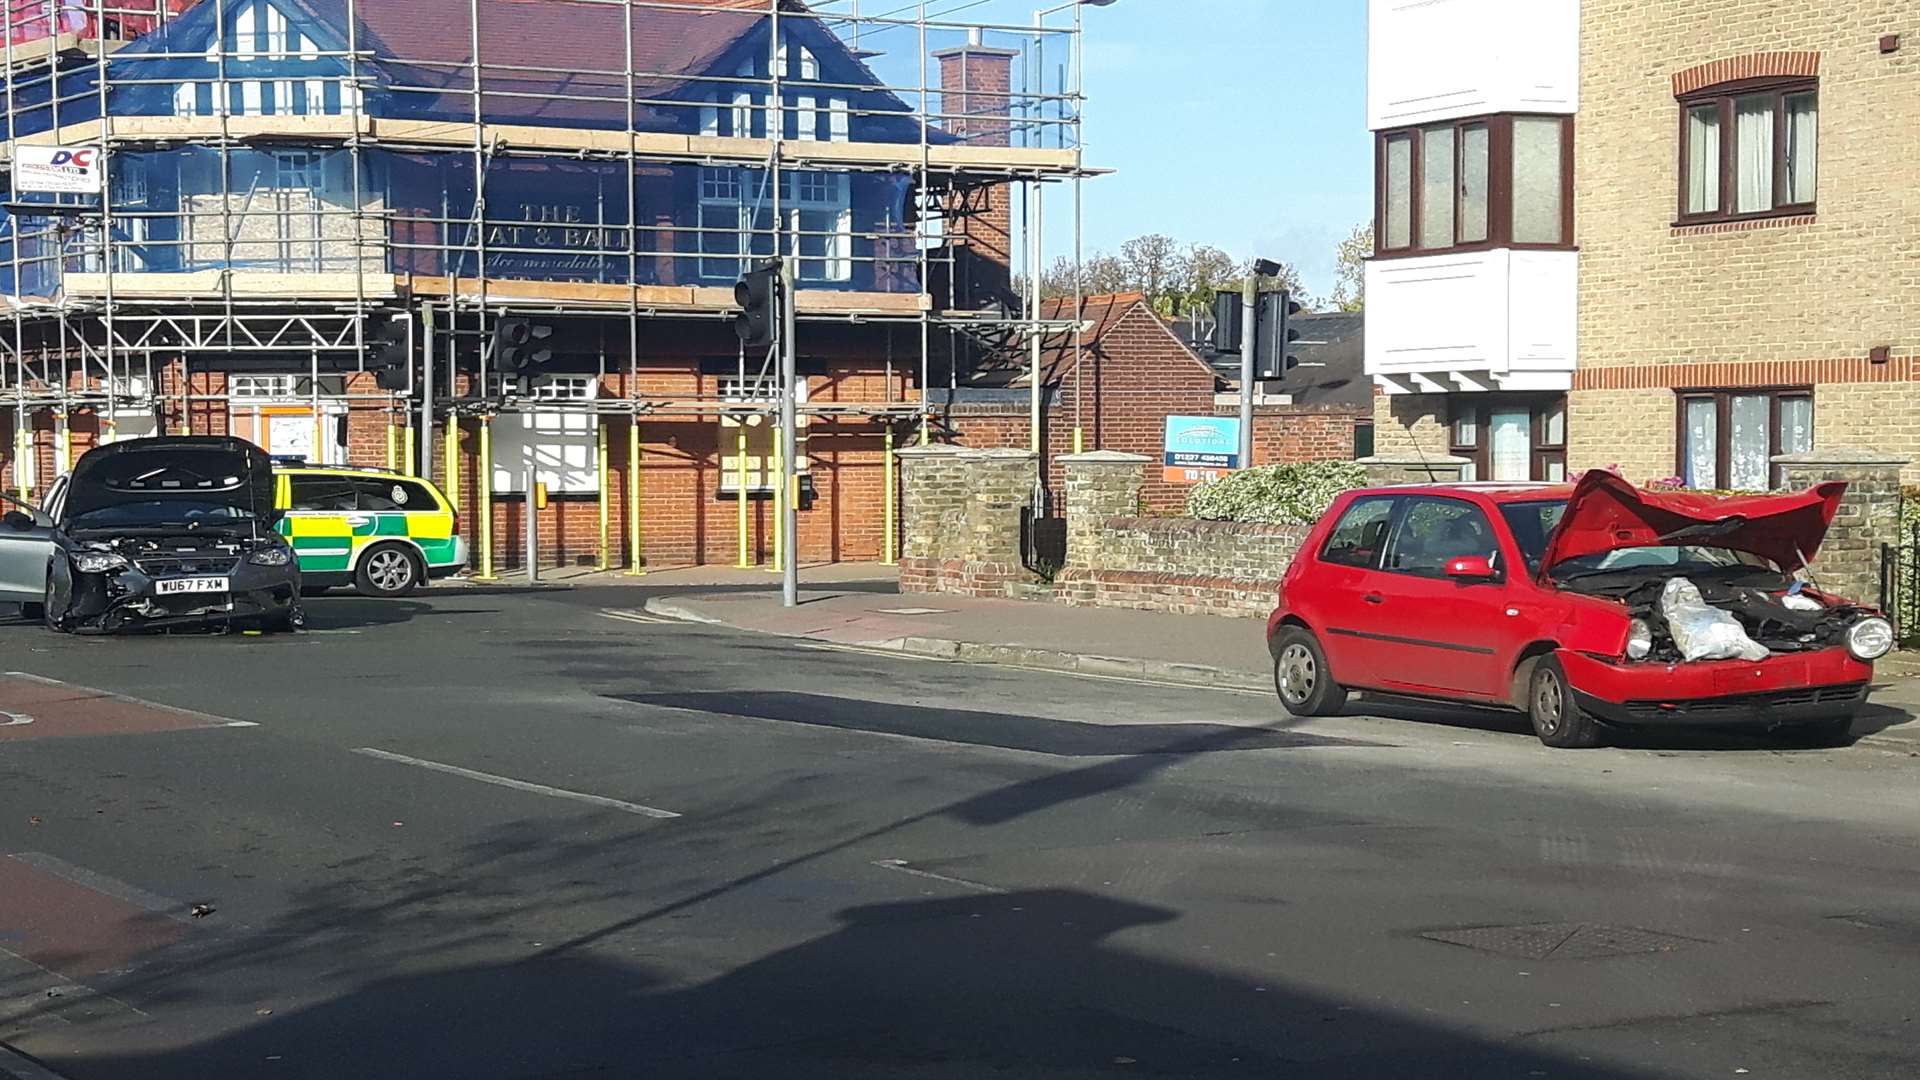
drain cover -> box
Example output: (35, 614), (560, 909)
(1421, 923), (1694, 960)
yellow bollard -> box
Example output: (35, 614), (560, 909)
(385, 421), (396, 469)
(767, 426), (783, 574)
(1073, 427), (1085, 455)
(476, 417), (495, 580)
(735, 428), (751, 568)
(623, 419), (645, 576)
(444, 419), (459, 504)
(882, 426), (896, 565)
(596, 421), (610, 572)
(313, 414), (324, 464)
(15, 428), (28, 500)
(403, 425), (415, 476)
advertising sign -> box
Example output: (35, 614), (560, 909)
(16, 145), (102, 194)
(1163, 416), (1242, 485)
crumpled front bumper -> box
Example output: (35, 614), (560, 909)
(1559, 647), (1873, 728)
(60, 561), (300, 633)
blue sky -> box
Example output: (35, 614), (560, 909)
(837, 0), (1371, 299)
(1064, 0), (1371, 298)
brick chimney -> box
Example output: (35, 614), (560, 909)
(933, 31), (1019, 304)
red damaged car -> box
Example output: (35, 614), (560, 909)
(1266, 472), (1895, 748)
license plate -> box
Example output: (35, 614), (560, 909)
(155, 577), (229, 596)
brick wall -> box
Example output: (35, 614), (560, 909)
(949, 300), (1366, 513)
(1575, 3), (1920, 478)
(1370, 392), (1451, 462)
(1056, 516), (1303, 619)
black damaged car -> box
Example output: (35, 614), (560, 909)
(45, 437), (303, 634)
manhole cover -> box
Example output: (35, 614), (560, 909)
(875, 607), (951, 616)
(1421, 923), (1694, 960)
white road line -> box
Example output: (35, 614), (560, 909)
(0, 1041), (81, 1080)
(597, 609), (673, 626)
(2, 672), (260, 727)
(870, 859), (1004, 894)
(351, 748), (680, 819)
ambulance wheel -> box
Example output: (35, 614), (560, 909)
(355, 545), (421, 597)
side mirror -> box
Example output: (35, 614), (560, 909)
(2, 510), (36, 532)
(1445, 555), (1498, 581)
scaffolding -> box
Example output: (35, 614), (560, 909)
(0, 0), (1094, 560)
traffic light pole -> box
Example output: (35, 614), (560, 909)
(1238, 274), (1257, 470)
(780, 257), (800, 609)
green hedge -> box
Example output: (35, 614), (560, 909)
(1187, 461), (1369, 526)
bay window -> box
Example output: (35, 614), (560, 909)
(1677, 81), (1816, 223)
(1375, 114), (1571, 256)
(1678, 388), (1813, 491)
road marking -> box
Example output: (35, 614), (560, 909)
(871, 859), (1003, 894)
(0, 1042), (78, 1080)
(598, 609), (675, 626)
(0, 713), (30, 727)
(351, 748), (680, 819)
(2, 672), (259, 728)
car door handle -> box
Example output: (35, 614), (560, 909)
(1363, 593), (1385, 605)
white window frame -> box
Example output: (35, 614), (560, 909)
(529, 375), (598, 401)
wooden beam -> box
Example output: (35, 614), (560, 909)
(64, 270), (398, 299)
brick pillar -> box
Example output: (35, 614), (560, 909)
(933, 36), (1017, 304)
(1774, 449), (1909, 607)
(1061, 451), (1148, 570)
(895, 444), (1039, 596)
(1357, 454), (1471, 485)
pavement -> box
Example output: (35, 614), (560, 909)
(5, 587), (1920, 1078)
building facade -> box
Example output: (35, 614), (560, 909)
(1365, 0), (1917, 488)
(0, 0), (1089, 568)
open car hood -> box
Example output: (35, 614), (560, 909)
(1541, 471), (1847, 575)
(61, 437), (274, 527)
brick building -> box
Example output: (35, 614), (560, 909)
(0, 0), (1090, 570)
(1364, 0), (1917, 488)
(945, 293), (1370, 514)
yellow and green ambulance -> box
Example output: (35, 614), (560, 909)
(272, 463), (466, 596)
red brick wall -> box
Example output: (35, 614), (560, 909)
(946, 302), (1369, 515)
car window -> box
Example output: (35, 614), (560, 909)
(355, 478), (434, 512)
(289, 475), (358, 512)
(1319, 496), (1396, 569)
(1500, 500), (1568, 574)
(1384, 497), (1500, 578)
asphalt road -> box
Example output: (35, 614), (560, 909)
(2, 584), (1918, 1079)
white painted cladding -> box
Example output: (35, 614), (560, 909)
(1364, 249), (1577, 393)
(1367, 0), (1579, 130)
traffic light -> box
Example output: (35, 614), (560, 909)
(491, 316), (555, 374)
(1254, 290), (1303, 381)
(366, 314), (410, 391)
(1208, 289), (1241, 355)
(733, 261), (781, 349)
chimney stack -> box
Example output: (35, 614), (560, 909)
(933, 36), (1020, 304)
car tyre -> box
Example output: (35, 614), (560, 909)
(1271, 626), (1347, 718)
(1528, 656), (1606, 749)
(354, 544), (421, 598)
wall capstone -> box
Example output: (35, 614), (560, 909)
(1774, 449), (1908, 608)
(1357, 454), (1471, 485)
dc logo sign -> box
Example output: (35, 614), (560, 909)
(48, 150), (96, 168)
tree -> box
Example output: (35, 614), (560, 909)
(1328, 223), (1371, 312)
(1026, 234), (1315, 318)
(1117, 234), (1181, 312)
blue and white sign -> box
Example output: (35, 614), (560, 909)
(1163, 416), (1242, 485)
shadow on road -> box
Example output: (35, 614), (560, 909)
(57, 885), (1649, 1080)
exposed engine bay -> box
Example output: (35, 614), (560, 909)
(53, 528), (301, 634)
(1561, 565), (1875, 663)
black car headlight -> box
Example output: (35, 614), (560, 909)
(1846, 617), (1894, 662)
(247, 547), (293, 568)
(72, 550), (129, 574)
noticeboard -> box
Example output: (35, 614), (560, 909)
(1163, 416), (1241, 485)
